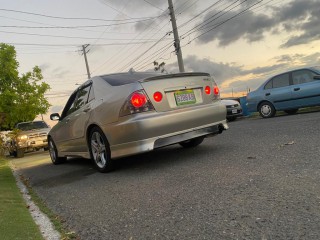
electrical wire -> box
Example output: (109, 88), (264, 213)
(0, 8), (161, 21)
(142, 0), (165, 11)
(0, 18), (161, 28)
(183, 0), (264, 46)
(0, 30), (163, 41)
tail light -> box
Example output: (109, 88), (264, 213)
(153, 91), (163, 102)
(131, 92), (147, 107)
(214, 85), (220, 96)
(119, 90), (155, 116)
(205, 86), (211, 95)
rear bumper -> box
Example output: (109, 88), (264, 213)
(102, 102), (228, 159)
(109, 121), (228, 159)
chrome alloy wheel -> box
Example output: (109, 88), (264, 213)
(90, 131), (108, 169)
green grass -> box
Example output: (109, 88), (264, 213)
(0, 158), (44, 240)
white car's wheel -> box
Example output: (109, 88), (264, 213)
(89, 127), (113, 173)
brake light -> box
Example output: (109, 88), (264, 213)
(131, 92), (147, 108)
(153, 92), (163, 102)
(119, 90), (155, 116)
(205, 86), (211, 95)
(214, 86), (220, 95)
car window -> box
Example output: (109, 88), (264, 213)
(16, 121), (49, 130)
(272, 73), (290, 88)
(62, 85), (92, 118)
(264, 80), (273, 89)
(76, 85), (91, 109)
(292, 70), (316, 85)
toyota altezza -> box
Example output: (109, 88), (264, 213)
(48, 72), (228, 172)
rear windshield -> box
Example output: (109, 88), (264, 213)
(100, 72), (161, 86)
(16, 121), (49, 131)
(311, 66), (320, 73)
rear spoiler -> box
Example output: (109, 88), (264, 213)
(140, 72), (211, 82)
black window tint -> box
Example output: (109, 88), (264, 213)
(87, 85), (95, 102)
(292, 70), (315, 85)
(264, 80), (273, 89)
(16, 121), (48, 130)
(76, 85), (91, 108)
(272, 73), (289, 88)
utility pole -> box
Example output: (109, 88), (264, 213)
(168, 0), (185, 73)
(81, 44), (91, 79)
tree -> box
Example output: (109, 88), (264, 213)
(0, 43), (51, 130)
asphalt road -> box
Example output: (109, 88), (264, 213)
(10, 111), (320, 240)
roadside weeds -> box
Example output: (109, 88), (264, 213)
(0, 157), (78, 240)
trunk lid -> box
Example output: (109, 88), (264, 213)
(139, 72), (219, 112)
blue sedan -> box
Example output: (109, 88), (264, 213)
(246, 67), (320, 118)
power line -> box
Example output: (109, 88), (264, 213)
(3, 41), (166, 47)
(180, 0), (244, 39)
(117, 32), (171, 72)
(0, 30), (165, 41)
(183, 0), (264, 46)
(0, 8), (160, 21)
(91, 9), (170, 74)
(178, 0), (223, 29)
(142, 0), (165, 11)
(0, 18), (160, 29)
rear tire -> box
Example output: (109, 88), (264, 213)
(16, 148), (25, 158)
(89, 127), (113, 173)
(48, 137), (66, 164)
(258, 102), (276, 118)
(284, 109), (298, 115)
(179, 137), (204, 148)
(227, 116), (237, 121)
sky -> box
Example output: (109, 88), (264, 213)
(1, 0), (319, 125)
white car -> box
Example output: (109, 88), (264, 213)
(221, 99), (243, 121)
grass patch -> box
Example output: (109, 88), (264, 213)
(20, 174), (78, 240)
(0, 158), (43, 240)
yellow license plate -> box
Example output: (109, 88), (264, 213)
(174, 90), (196, 106)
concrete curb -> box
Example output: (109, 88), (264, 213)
(10, 163), (61, 240)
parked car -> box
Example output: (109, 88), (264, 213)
(246, 67), (320, 118)
(8, 121), (51, 158)
(48, 72), (229, 172)
(221, 99), (243, 121)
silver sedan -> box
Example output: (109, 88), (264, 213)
(48, 72), (228, 172)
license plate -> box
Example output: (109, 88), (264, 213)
(232, 109), (237, 114)
(174, 90), (196, 106)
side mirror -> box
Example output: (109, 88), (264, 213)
(314, 75), (320, 80)
(50, 113), (61, 121)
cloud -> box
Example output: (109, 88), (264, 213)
(190, 0), (319, 48)
(165, 55), (243, 83)
(164, 52), (320, 96)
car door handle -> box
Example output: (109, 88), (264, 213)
(294, 87), (300, 91)
(265, 93), (270, 96)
